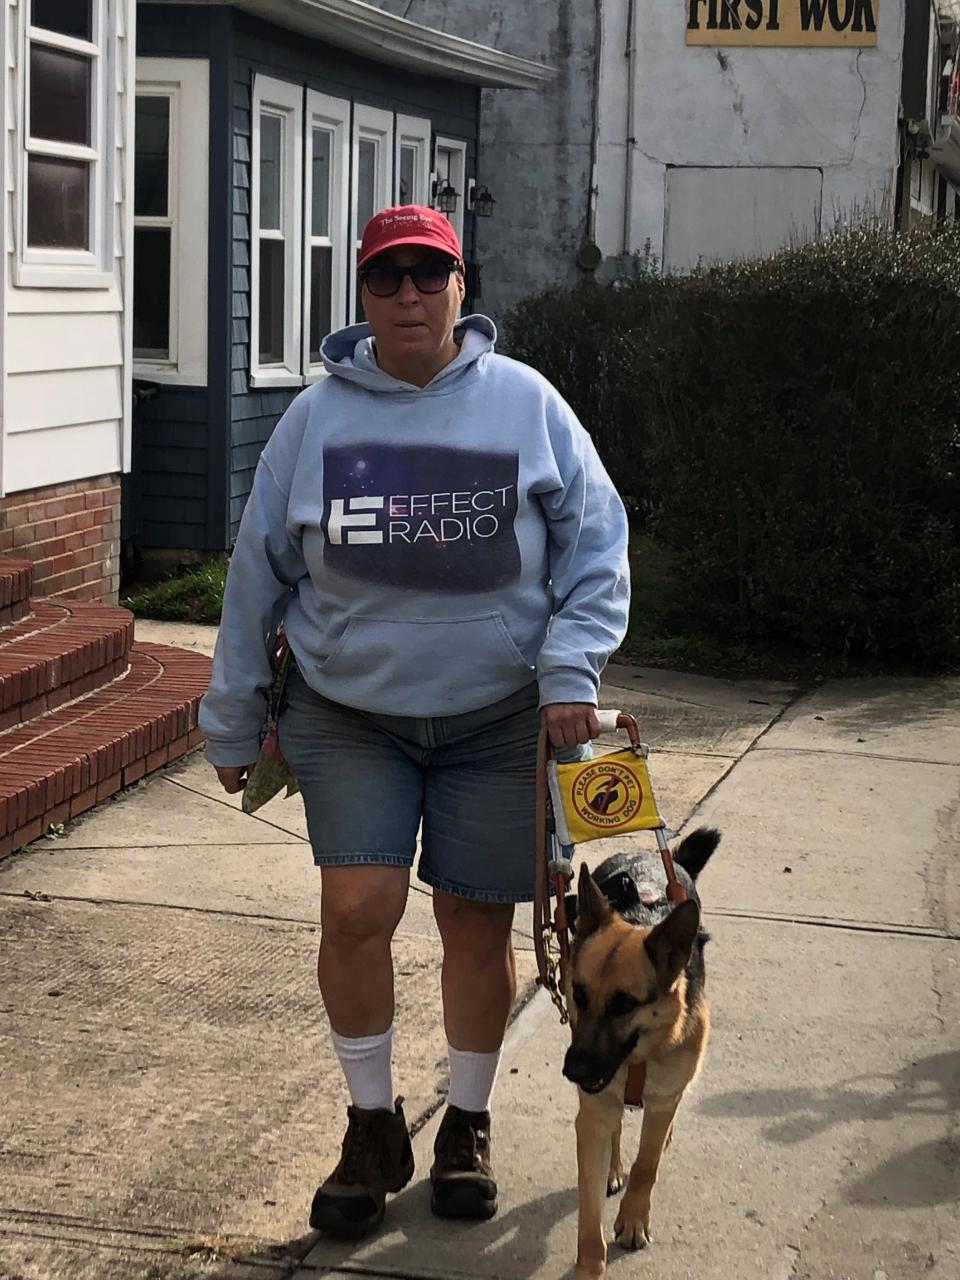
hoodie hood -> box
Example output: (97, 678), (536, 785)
(320, 313), (497, 394)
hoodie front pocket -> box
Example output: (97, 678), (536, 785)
(314, 613), (535, 717)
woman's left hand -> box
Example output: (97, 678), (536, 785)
(540, 702), (601, 749)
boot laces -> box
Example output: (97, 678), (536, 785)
(441, 1114), (484, 1171)
(339, 1111), (383, 1184)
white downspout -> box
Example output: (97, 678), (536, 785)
(622, 0), (638, 256)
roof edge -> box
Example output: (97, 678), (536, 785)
(149, 0), (556, 89)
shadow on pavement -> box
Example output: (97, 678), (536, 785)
(844, 1136), (960, 1209)
(301, 1183), (580, 1280)
(698, 1051), (959, 1206)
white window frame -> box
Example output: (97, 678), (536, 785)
(250, 74), (303, 387)
(303, 91), (350, 382)
(133, 58), (209, 386)
(350, 104), (394, 322)
(433, 136), (467, 245)
(17, 0), (112, 288)
(395, 114), (431, 206)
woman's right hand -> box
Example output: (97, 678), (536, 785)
(214, 764), (256, 793)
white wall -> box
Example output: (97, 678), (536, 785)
(597, 2), (905, 271)
(1, 0), (134, 497)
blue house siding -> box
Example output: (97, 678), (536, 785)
(131, 388), (211, 549)
(136, 4), (233, 552)
(133, 4), (483, 551)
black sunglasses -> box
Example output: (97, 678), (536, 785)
(360, 257), (460, 298)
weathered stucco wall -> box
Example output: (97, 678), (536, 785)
(597, 3), (905, 271)
(375, 1), (597, 323)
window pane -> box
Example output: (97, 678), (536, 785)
(357, 138), (376, 226)
(259, 113), (282, 231)
(259, 238), (284, 364)
(133, 226), (171, 358)
(31, 0), (91, 40)
(399, 145), (416, 205)
(309, 245), (332, 362)
(27, 155), (88, 248)
(312, 129), (331, 237)
(30, 45), (90, 146)
(135, 96), (170, 217)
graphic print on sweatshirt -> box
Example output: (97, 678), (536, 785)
(321, 443), (521, 593)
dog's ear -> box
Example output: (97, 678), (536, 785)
(575, 862), (613, 940)
(644, 899), (701, 987)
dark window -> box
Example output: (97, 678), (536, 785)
(259, 239), (285, 363)
(135, 96), (169, 217)
(259, 113), (282, 231)
(30, 45), (90, 146)
(27, 155), (88, 248)
(31, 0), (92, 40)
(357, 138), (376, 226)
(309, 246), (332, 361)
(311, 128), (331, 237)
(133, 226), (171, 357)
(399, 145), (416, 205)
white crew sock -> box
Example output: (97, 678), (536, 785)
(446, 1044), (502, 1114)
(330, 1025), (395, 1112)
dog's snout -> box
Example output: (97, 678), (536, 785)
(562, 1045), (594, 1084)
(563, 1041), (611, 1087)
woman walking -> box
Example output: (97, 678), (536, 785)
(199, 205), (629, 1238)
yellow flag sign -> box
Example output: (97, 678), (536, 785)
(686, 0), (878, 47)
(548, 749), (664, 846)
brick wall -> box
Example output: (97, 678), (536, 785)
(0, 476), (122, 604)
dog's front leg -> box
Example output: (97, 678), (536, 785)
(607, 1121), (624, 1195)
(613, 1092), (682, 1251)
(574, 1087), (622, 1280)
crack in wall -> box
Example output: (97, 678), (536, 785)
(850, 48), (868, 160)
(716, 49), (750, 141)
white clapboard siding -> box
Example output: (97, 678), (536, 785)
(5, 367), (124, 433)
(6, 313), (124, 373)
(6, 289), (124, 315)
(1, 0), (134, 495)
(5, 421), (123, 493)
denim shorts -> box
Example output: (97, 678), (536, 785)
(278, 666), (554, 903)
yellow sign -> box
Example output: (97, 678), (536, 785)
(548, 749), (664, 846)
(686, 0), (878, 47)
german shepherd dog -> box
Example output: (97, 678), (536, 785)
(562, 828), (720, 1280)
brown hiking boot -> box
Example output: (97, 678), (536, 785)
(430, 1104), (498, 1220)
(310, 1098), (414, 1238)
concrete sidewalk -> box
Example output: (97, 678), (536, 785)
(1, 638), (957, 1280)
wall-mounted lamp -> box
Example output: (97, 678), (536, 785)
(432, 177), (460, 214)
(467, 179), (496, 218)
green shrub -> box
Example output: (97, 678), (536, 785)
(504, 225), (960, 668)
(122, 556), (228, 625)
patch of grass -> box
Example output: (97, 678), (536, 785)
(121, 556), (228, 625)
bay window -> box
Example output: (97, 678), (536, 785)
(303, 91), (349, 377)
(396, 114), (431, 206)
(350, 105), (393, 322)
(251, 75), (303, 383)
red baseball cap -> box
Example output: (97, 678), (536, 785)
(358, 204), (463, 268)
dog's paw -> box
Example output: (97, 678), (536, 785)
(606, 1170), (624, 1196)
(614, 1202), (652, 1251)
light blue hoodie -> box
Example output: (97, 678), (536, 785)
(199, 315), (630, 767)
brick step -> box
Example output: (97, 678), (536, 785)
(0, 600), (134, 730)
(0, 558), (34, 628)
(0, 641), (212, 860)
